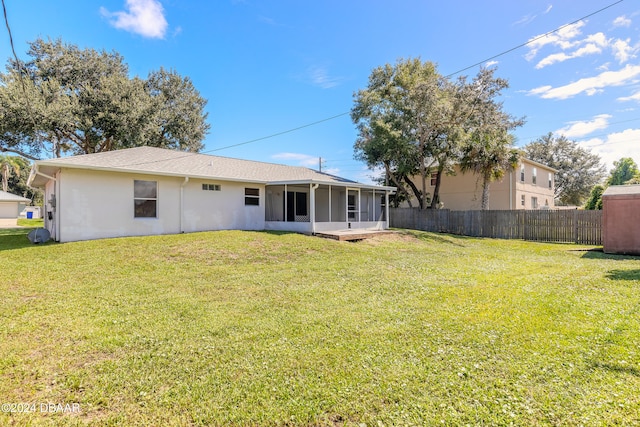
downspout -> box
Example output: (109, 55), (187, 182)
(180, 177), (189, 233)
(310, 183), (319, 234)
(55, 173), (60, 241)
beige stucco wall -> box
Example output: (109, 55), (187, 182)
(50, 168), (265, 242)
(407, 160), (555, 210)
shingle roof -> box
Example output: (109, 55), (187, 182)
(0, 190), (30, 203)
(31, 146), (391, 190)
(603, 184), (640, 197)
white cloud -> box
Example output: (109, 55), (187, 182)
(618, 90), (640, 102)
(555, 114), (611, 138)
(534, 32), (608, 69)
(613, 15), (632, 28)
(525, 21), (585, 61)
(513, 5), (552, 27)
(535, 43), (603, 69)
(611, 38), (635, 63)
(485, 60), (499, 67)
(101, 0), (168, 39)
(528, 64), (640, 99)
(306, 65), (344, 89)
(581, 128), (640, 170)
(272, 152), (319, 168)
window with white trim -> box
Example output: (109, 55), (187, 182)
(532, 167), (537, 185)
(134, 180), (157, 218)
(548, 173), (553, 190)
(202, 183), (221, 191)
(521, 194), (525, 206)
(245, 188), (259, 206)
(532, 197), (538, 209)
(520, 164), (525, 182)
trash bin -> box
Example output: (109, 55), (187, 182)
(26, 211), (33, 219)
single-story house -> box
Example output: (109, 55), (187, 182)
(27, 146), (395, 242)
(0, 190), (31, 227)
(602, 184), (640, 255)
(404, 159), (557, 210)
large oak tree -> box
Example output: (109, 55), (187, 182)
(352, 58), (523, 210)
(0, 38), (209, 159)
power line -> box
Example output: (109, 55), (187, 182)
(206, 112), (350, 153)
(443, 0), (625, 78)
(207, 0), (625, 153)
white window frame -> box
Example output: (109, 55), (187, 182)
(134, 180), (158, 218)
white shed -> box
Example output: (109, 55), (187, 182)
(0, 190), (31, 227)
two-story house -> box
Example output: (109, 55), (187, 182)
(405, 158), (556, 210)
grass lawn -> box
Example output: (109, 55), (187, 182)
(1, 229), (639, 426)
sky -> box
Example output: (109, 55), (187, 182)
(1, 0), (639, 184)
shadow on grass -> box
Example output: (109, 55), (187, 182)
(577, 248), (640, 261)
(590, 362), (640, 377)
(0, 228), (54, 251)
(396, 229), (469, 247)
(605, 269), (640, 281)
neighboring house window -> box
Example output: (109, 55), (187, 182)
(548, 173), (553, 190)
(521, 194), (525, 207)
(134, 180), (157, 218)
(202, 183), (221, 191)
(245, 188), (259, 206)
(520, 164), (525, 182)
(532, 167), (537, 185)
(430, 172), (437, 186)
(532, 197), (538, 209)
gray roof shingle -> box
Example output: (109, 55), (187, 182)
(0, 190), (30, 202)
(31, 147), (391, 189)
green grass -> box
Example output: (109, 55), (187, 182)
(1, 229), (639, 426)
(16, 218), (45, 228)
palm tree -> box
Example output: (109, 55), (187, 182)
(0, 154), (21, 193)
(460, 132), (520, 210)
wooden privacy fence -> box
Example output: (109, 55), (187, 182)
(390, 208), (603, 245)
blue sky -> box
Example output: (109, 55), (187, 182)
(1, 0), (639, 183)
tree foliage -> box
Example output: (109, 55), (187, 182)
(3, 155), (42, 203)
(0, 154), (21, 192)
(0, 38), (210, 159)
(583, 157), (639, 210)
(584, 184), (605, 210)
(606, 157), (639, 186)
(352, 59), (523, 210)
(524, 133), (605, 206)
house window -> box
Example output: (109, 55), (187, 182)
(520, 164), (525, 182)
(430, 172), (437, 186)
(245, 188), (260, 206)
(202, 183), (221, 191)
(532, 167), (537, 185)
(134, 180), (157, 218)
(532, 197), (538, 209)
(521, 194), (525, 206)
(548, 173), (553, 190)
